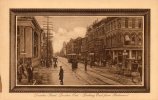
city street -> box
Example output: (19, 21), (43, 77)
(32, 57), (136, 85)
(16, 16), (143, 86)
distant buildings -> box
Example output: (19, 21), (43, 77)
(64, 17), (143, 71)
(59, 42), (67, 57)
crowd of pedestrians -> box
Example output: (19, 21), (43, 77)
(17, 61), (34, 84)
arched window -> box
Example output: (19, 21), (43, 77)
(125, 18), (128, 28)
(130, 33), (136, 45)
(137, 32), (142, 45)
(124, 33), (130, 45)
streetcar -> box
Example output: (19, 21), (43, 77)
(67, 53), (77, 63)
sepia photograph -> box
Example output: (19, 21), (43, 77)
(9, 9), (150, 92)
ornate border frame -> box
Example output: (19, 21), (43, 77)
(10, 9), (150, 93)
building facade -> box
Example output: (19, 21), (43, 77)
(104, 17), (143, 71)
(86, 20), (105, 65)
(63, 17), (143, 71)
(17, 17), (43, 67)
(81, 37), (88, 61)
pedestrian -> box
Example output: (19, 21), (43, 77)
(53, 57), (58, 68)
(59, 66), (64, 85)
(84, 59), (88, 71)
(138, 64), (142, 81)
(17, 63), (22, 82)
(103, 59), (106, 67)
(27, 63), (34, 83)
(21, 63), (27, 78)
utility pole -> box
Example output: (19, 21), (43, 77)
(47, 16), (49, 67)
(43, 16), (53, 67)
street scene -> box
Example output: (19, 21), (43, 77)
(16, 16), (143, 85)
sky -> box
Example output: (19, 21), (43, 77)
(35, 16), (106, 53)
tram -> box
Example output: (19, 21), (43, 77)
(67, 53), (77, 63)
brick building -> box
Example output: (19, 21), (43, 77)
(64, 17), (143, 71)
(86, 20), (105, 65)
(104, 17), (143, 71)
(85, 17), (143, 69)
(81, 37), (88, 61)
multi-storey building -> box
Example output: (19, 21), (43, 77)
(60, 42), (67, 57)
(86, 20), (105, 65)
(64, 17), (143, 70)
(81, 37), (88, 61)
(66, 37), (83, 61)
(66, 39), (75, 55)
(86, 17), (143, 69)
(17, 17), (43, 67)
(73, 37), (82, 59)
(104, 17), (143, 71)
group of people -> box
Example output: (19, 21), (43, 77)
(17, 62), (34, 84)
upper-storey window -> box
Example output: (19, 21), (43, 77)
(132, 18), (136, 28)
(124, 34), (130, 45)
(125, 18), (128, 28)
(138, 19), (142, 28)
(114, 21), (116, 29)
(130, 33), (136, 45)
(137, 32), (142, 45)
(33, 32), (38, 58)
(117, 19), (121, 29)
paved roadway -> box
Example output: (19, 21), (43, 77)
(37, 57), (125, 85)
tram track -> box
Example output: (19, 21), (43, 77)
(57, 58), (92, 85)
(87, 67), (128, 85)
(58, 57), (111, 85)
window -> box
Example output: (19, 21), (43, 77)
(137, 33), (142, 45)
(125, 18), (128, 28)
(114, 21), (116, 29)
(118, 22), (121, 28)
(132, 18), (135, 28)
(117, 19), (121, 29)
(132, 51), (136, 59)
(124, 34), (130, 45)
(138, 19), (142, 28)
(131, 33), (136, 45)
(33, 32), (38, 57)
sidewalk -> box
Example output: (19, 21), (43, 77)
(33, 66), (52, 85)
(17, 66), (46, 85)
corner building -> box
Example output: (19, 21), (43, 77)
(104, 17), (143, 71)
(17, 17), (43, 67)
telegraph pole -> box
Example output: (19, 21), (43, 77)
(43, 16), (53, 67)
(47, 16), (49, 67)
